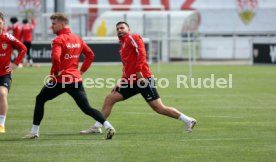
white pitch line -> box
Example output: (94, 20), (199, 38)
(26, 142), (105, 147)
(180, 137), (253, 141)
(204, 116), (244, 119)
(123, 112), (156, 115)
(164, 94), (272, 97)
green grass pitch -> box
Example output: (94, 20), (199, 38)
(0, 63), (275, 162)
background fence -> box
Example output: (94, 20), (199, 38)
(1, 0), (276, 64)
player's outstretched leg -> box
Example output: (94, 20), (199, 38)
(80, 91), (123, 135)
(148, 98), (197, 133)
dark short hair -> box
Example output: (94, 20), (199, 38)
(116, 21), (129, 27)
(50, 12), (69, 25)
(22, 18), (28, 24)
(10, 17), (18, 24)
(0, 12), (4, 21)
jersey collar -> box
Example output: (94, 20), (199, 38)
(119, 33), (130, 43)
(57, 27), (71, 35)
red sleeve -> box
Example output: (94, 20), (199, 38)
(132, 35), (147, 72)
(31, 17), (36, 28)
(6, 26), (12, 32)
(9, 36), (27, 65)
(20, 26), (24, 41)
(50, 38), (62, 76)
(80, 41), (94, 73)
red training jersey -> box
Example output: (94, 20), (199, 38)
(50, 27), (95, 83)
(7, 23), (21, 40)
(21, 18), (36, 42)
(119, 34), (152, 80)
(0, 32), (27, 76)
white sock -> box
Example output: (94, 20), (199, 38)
(178, 113), (191, 123)
(103, 121), (113, 129)
(94, 121), (103, 128)
(31, 124), (40, 134)
(0, 115), (6, 126)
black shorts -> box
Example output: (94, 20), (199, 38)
(115, 77), (160, 102)
(0, 74), (12, 91)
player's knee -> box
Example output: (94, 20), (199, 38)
(36, 94), (41, 101)
(81, 108), (91, 115)
(0, 89), (8, 99)
(105, 94), (118, 104)
(36, 93), (47, 103)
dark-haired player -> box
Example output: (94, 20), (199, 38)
(81, 21), (197, 135)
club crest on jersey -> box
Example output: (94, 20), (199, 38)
(2, 43), (7, 50)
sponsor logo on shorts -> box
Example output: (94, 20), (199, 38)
(146, 94), (152, 100)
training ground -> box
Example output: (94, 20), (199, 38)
(0, 63), (275, 162)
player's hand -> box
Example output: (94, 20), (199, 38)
(138, 77), (146, 85)
(111, 85), (119, 93)
(55, 70), (64, 77)
(112, 78), (123, 93)
(5, 63), (18, 72)
(136, 72), (146, 84)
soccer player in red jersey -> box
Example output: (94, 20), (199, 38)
(7, 16), (23, 67)
(7, 17), (21, 40)
(21, 17), (36, 66)
(80, 22), (197, 135)
(24, 13), (115, 139)
(0, 12), (27, 133)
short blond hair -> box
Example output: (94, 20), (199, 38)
(50, 12), (68, 25)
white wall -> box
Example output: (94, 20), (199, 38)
(200, 37), (252, 59)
